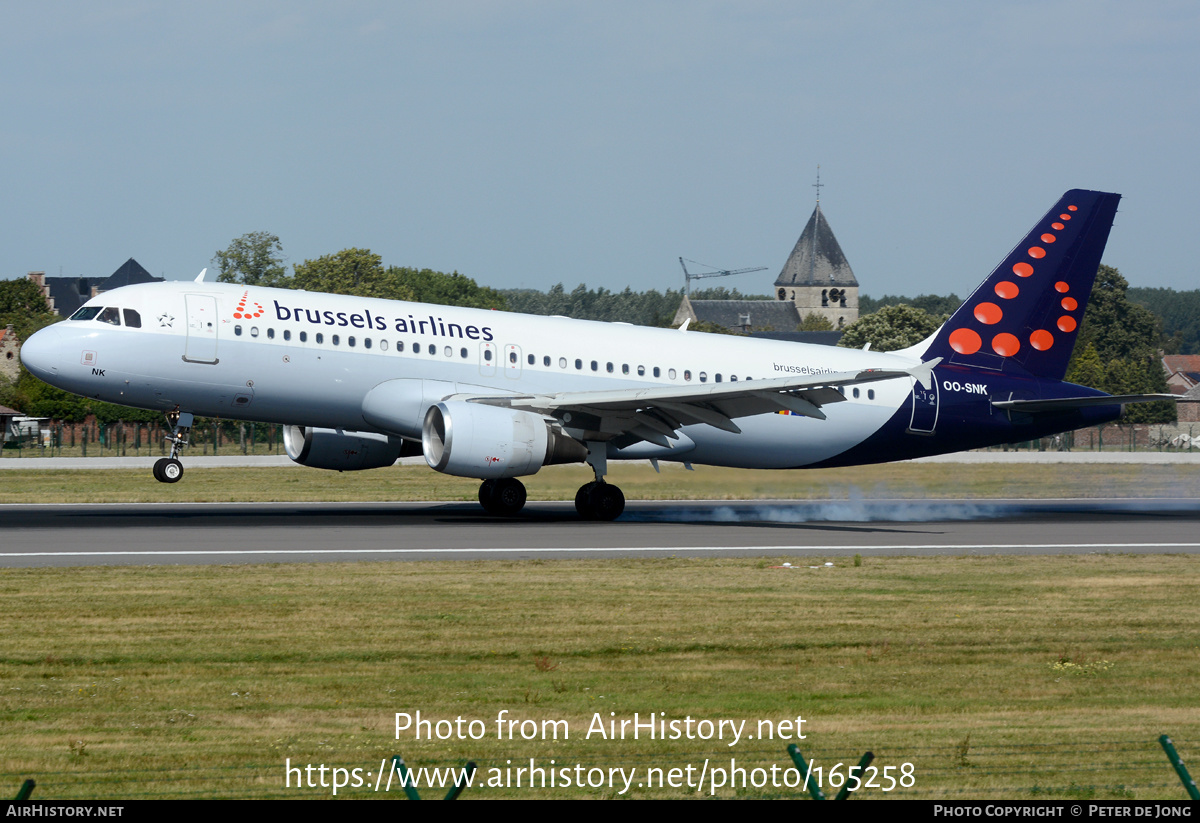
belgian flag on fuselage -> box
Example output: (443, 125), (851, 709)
(921, 189), (1120, 381)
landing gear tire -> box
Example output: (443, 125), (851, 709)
(154, 457), (183, 484)
(478, 477), (526, 516)
(575, 482), (625, 521)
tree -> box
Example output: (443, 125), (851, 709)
(212, 232), (288, 287)
(291, 249), (412, 300)
(388, 266), (506, 310)
(1068, 266), (1173, 423)
(837, 304), (943, 351)
(0, 277), (59, 340)
(798, 312), (834, 332)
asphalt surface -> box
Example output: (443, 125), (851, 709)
(3, 497), (1198, 567)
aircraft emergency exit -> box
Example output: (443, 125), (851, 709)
(19, 189), (1172, 520)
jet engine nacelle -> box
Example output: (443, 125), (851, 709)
(422, 401), (587, 479)
(283, 426), (412, 471)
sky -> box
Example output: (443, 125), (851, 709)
(3, 1), (1198, 298)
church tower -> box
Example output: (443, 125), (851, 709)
(774, 172), (859, 329)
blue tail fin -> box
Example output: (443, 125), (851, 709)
(920, 189), (1120, 380)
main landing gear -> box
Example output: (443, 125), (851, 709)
(473, 442), (626, 521)
(574, 441), (625, 521)
(153, 409), (194, 484)
(478, 478), (527, 516)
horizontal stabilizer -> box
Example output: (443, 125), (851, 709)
(991, 394), (1177, 413)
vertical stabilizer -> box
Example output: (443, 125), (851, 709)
(919, 189), (1120, 380)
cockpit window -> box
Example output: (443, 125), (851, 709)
(97, 307), (121, 326)
(122, 309), (142, 328)
(69, 306), (102, 321)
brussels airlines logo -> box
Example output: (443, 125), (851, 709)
(271, 299), (494, 342)
(234, 292), (264, 320)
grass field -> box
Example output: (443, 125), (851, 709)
(2, 463), (1199, 800)
(3, 460), (1200, 504)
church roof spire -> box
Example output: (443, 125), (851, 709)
(774, 169), (858, 288)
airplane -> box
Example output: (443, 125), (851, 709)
(19, 189), (1174, 520)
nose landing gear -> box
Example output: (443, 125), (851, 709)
(153, 409), (193, 484)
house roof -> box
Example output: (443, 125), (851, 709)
(775, 203), (858, 289)
(679, 298), (801, 331)
(41, 258), (162, 316)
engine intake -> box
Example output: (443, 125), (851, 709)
(422, 401), (586, 479)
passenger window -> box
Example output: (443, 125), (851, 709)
(235, 325), (243, 336)
(868, 389), (875, 400)
(606, 362), (614, 373)
(560, 357), (567, 368)
(853, 387), (860, 398)
(316, 332), (324, 344)
(444, 346), (452, 357)
(122, 309), (142, 328)
(622, 364), (629, 375)
(332, 334), (339, 345)
(699, 372), (707, 383)
(379, 339), (387, 351)
(637, 365), (645, 376)
(348, 336), (356, 347)
(527, 354), (535, 365)
(364, 338), (372, 349)
(668, 368), (676, 379)
(98, 307), (121, 325)
(396, 341), (404, 352)
(251, 327), (260, 338)
(510, 351), (517, 363)
(483, 348), (491, 361)
(654, 367), (662, 378)
(684, 370), (692, 381)
(460, 348), (468, 358)
(284, 329), (292, 341)
(575, 359), (582, 370)
(715, 374), (721, 383)
(415, 342), (422, 354)
(730, 375), (737, 382)
(590, 360), (598, 372)
(544, 355), (551, 367)
(267, 328), (275, 339)
(300, 331), (307, 342)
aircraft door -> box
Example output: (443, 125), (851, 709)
(183, 294), (219, 364)
(479, 342), (497, 377)
(504, 344), (522, 379)
(908, 376), (939, 435)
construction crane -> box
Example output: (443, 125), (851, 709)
(678, 258), (768, 296)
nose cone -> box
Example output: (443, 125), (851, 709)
(20, 325), (62, 383)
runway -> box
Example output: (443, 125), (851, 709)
(3, 497), (1199, 567)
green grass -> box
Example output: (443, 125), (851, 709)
(2, 461), (1200, 503)
(1, 555), (1198, 799)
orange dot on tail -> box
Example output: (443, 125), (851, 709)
(992, 333), (1020, 357)
(974, 302), (1003, 324)
(1013, 262), (1034, 277)
(1061, 297), (1077, 311)
(1028, 247), (1046, 259)
(949, 328), (982, 355)
(995, 281), (1019, 299)
(1058, 316), (1077, 332)
(1052, 222), (1065, 230)
(1040, 233), (1056, 243)
(1055, 281), (1070, 293)
(1030, 330), (1054, 351)
(1068, 205), (1078, 211)
(1060, 214), (1071, 220)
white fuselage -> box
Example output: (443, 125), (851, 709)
(21, 281), (924, 469)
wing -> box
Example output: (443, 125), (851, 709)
(451, 359), (940, 448)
